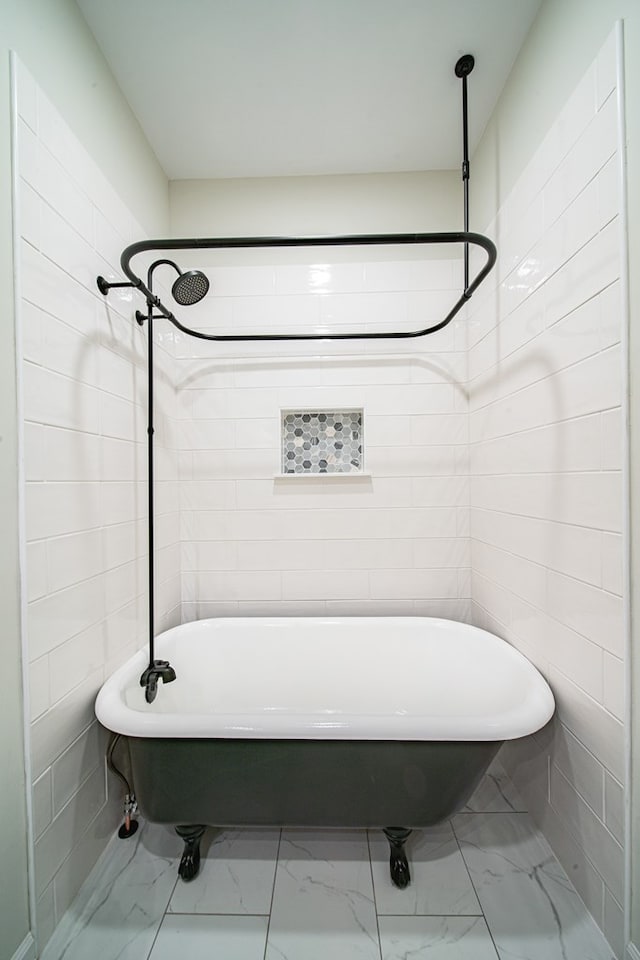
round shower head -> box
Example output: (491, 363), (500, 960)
(172, 269), (210, 306)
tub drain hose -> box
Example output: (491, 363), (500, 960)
(107, 733), (139, 839)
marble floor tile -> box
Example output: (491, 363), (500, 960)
(41, 823), (180, 960)
(265, 829), (380, 960)
(378, 916), (499, 960)
(168, 828), (280, 915)
(148, 914), (268, 960)
(464, 760), (527, 813)
(452, 813), (616, 960)
(370, 823), (482, 916)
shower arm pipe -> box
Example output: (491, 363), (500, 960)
(120, 230), (496, 342)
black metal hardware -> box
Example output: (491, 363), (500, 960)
(136, 259), (186, 703)
(384, 827), (413, 888)
(136, 312), (169, 325)
(455, 54), (474, 289)
(96, 276), (139, 297)
(140, 658), (176, 704)
(145, 286), (156, 697)
(115, 230), (494, 343)
(454, 53), (475, 78)
(176, 824), (206, 881)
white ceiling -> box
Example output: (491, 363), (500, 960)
(77, 0), (542, 181)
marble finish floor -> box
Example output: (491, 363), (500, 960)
(41, 762), (616, 960)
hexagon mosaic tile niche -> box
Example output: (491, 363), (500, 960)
(281, 410), (363, 474)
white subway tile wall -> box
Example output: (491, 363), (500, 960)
(467, 30), (625, 951)
(174, 260), (470, 621)
(15, 60), (178, 945)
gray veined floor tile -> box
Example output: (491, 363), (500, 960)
(452, 813), (616, 960)
(463, 760), (527, 813)
(369, 823), (482, 916)
(168, 828), (280, 915)
(148, 914), (269, 960)
(378, 916), (499, 960)
(265, 829), (380, 960)
(41, 822), (180, 960)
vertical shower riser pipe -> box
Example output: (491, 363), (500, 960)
(147, 300), (155, 669)
(138, 267), (177, 703)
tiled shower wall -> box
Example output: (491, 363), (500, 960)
(467, 31), (625, 956)
(171, 257), (471, 620)
(15, 61), (179, 947)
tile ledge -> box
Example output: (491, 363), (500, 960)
(274, 473), (372, 482)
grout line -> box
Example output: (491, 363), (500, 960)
(366, 830), (384, 960)
(376, 912), (491, 918)
(167, 911), (271, 917)
(261, 828), (282, 960)
(144, 837), (181, 960)
(449, 816), (501, 959)
(468, 505), (622, 537)
(453, 810), (529, 816)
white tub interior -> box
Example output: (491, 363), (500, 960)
(96, 617), (554, 741)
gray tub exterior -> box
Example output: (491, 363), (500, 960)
(126, 735), (501, 827)
(98, 616), (554, 836)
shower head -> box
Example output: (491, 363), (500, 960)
(171, 269), (210, 306)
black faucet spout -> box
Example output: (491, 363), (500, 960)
(140, 659), (177, 703)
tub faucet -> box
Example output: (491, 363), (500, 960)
(140, 659), (176, 704)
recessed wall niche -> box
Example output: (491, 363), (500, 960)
(281, 410), (364, 475)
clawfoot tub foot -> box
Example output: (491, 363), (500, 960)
(383, 827), (412, 889)
(175, 824), (205, 881)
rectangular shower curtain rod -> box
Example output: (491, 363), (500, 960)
(98, 229), (496, 342)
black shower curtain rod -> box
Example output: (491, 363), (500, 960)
(107, 230), (496, 342)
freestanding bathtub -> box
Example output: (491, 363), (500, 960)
(95, 616), (554, 887)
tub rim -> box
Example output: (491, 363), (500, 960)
(95, 616), (555, 742)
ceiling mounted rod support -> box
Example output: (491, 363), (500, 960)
(455, 53), (475, 289)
